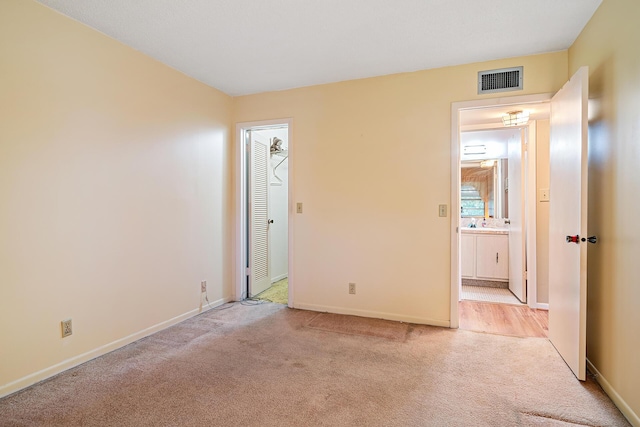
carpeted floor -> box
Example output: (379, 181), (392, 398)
(255, 278), (288, 304)
(0, 303), (630, 426)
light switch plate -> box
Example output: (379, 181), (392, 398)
(539, 188), (550, 202)
(296, 202), (303, 214)
(438, 204), (447, 217)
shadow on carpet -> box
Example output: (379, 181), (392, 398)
(306, 312), (409, 341)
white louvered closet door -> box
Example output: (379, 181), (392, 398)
(249, 131), (272, 297)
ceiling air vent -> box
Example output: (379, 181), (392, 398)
(478, 66), (523, 94)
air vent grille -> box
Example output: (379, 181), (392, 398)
(478, 66), (523, 94)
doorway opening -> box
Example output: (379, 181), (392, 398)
(451, 94), (551, 338)
(235, 119), (293, 307)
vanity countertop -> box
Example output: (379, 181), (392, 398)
(460, 227), (509, 235)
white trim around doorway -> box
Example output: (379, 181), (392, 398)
(450, 93), (552, 328)
(235, 118), (294, 307)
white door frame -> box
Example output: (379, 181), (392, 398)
(450, 93), (551, 328)
(235, 118), (294, 307)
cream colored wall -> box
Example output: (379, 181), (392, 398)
(535, 119), (550, 304)
(234, 52), (568, 325)
(0, 0), (233, 396)
(569, 0), (640, 422)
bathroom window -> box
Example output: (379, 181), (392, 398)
(460, 162), (504, 218)
(461, 184), (485, 217)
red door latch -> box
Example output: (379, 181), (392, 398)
(566, 235), (580, 244)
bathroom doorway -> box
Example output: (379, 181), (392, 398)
(459, 127), (524, 305)
(450, 94), (551, 337)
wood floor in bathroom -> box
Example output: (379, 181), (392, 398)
(459, 300), (549, 338)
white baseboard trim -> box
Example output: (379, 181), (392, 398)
(271, 274), (288, 283)
(536, 303), (549, 310)
(295, 302), (450, 328)
(587, 358), (639, 426)
(0, 296), (232, 399)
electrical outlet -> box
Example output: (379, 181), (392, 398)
(201, 281), (207, 293)
(348, 283), (356, 295)
(61, 319), (72, 338)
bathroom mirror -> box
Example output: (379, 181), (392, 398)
(460, 159), (508, 218)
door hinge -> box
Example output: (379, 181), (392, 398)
(245, 267), (250, 276)
(524, 270), (528, 280)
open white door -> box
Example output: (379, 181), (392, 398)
(548, 66), (589, 381)
(508, 130), (526, 302)
(249, 131), (272, 297)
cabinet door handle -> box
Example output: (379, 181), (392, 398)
(496, 252), (499, 263)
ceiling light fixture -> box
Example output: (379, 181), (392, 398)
(502, 110), (530, 127)
(480, 160), (495, 168)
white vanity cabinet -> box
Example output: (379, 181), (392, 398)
(460, 229), (509, 282)
(475, 234), (509, 280)
(461, 234), (476, 278)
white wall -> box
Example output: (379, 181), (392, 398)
(460, 129), (516, 161)
(255, 128), (289, 282)
(535, 120), (550, 304)
(0, 0), (233, 397)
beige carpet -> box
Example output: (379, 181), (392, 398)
(307, 312), (410, 341)
(0, 303), (629, 426)
(255, 278), (288, 304)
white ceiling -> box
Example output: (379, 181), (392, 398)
(37, 0), (602, 96)
(461, 103), (551, 128)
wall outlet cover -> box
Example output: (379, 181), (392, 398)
(61, 319), (72, 338)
